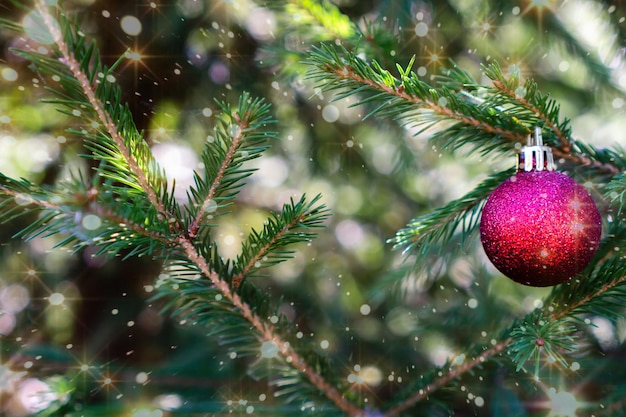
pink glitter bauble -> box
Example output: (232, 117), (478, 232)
(480, 170), (602, 287)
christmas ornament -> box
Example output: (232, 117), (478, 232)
(479, 128), (602, 287)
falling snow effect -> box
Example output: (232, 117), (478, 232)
(1, 0), (625, 416)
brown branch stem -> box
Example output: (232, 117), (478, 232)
(188, 115), (247, 239)
(332, 66), (521, 141)
(550, 274), (626, 322)
(0, 186), (61, 211)
(382, 339), (510, 417)
(491, 79), (571, 151)
(231, 210), (308, 289)
(36, 1), (167, 217)
(331, 66), (621, 176)
(178, 237), (364, 417)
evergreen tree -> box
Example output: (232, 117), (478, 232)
(0, 0), (625, 416)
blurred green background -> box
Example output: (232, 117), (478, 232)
(1, 0), (625, 415)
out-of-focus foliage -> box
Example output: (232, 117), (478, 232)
(1, 0), (626, 416)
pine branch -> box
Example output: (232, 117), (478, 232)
(307, 43), (622, 175)
(382, 339), (510, 417)
(187, 94), (275, 239)
(4, 9), (351, 413)
(486, 71), (571, 151)
(391, 168), (513, 257)
(27, 1), (174, 221)
(232, 194), (329, 289)
(605, 173), (626, 215)
(307, 43), (526, 150)
(384, 234), (626, 414)
(176, 237), (363, 416)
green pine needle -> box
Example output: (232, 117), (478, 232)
(233, 194), (330, 288)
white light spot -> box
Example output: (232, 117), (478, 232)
(359, 365), (383, 386)
(0, 313), (16, 335)
(152, 142), (199, 202)
(322, 105), (340, 123)
(474, 396), (485, 407)
(203, 199), (218, 213)
(16, 378), (57, 413)
(48, 292), (65, 306)
(121, 15), (142, 36)
(1, 67), (18, 82)
(251, 156), (289, 188)
(260, 341), (279, 358)
(571, 221), (585, 232)
(82, 214), (102, 230)
(135, 372), (149, 384)
(558, 61), (570, 72)
(467, 298), (478, 309)
(201, 107), (213, 117)
(102, 10), (111, 18)
(244, 6), (276, 40)
(320, 340), (330, 349)
(0, 284), (30, 312)
(360, 304), (371, 315)
(415, 22), (429, 37)
(612, 98), (624, 109)
(23, 11), (58, 44)
(546, 388), (579, 416)
(334, 219), (366, 250)
(512, 6), (521, 15)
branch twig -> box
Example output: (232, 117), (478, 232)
(188, 115), (247, 239)
(36, 1), (168, 217)
(178, 237), (364, 417)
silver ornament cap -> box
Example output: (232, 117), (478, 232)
(517, 127), (556, 172)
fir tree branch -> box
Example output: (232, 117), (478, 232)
(308, 44), (622, 175)
(232, 194), (329, 289)
(324, 54), (517, 141)
(90, 204), (170, 247)
(385, 231), (626, 415)
(185, 94), (275, 240)
(177, 237), (363, 416)
(0, 183), (61, 212)
(34, 1), (173, 220)
(382, 339), (510, 417)
(391, 169), (513, 255)
(187, 112), (247, 239)
(490, 79), (570, 151)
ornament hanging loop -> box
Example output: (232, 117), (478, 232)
(517, 127), (556, 172)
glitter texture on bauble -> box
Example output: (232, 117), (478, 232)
(479, 128), (602, 287)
